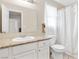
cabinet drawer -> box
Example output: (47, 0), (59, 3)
(0, 48), (8, 56)
(13, 42), (37, 55)
(38, 40), (49, 48)
(14, 50), (37, 59)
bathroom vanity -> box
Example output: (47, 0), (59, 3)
(0, 1), (57, 59)
(0, 35), (56, 59)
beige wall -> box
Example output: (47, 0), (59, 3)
(0, 5), (2, 32)
(0, 0), (44, 39)
(35, 0), (45, 33)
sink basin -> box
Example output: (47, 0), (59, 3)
(12, 36), (35, 41)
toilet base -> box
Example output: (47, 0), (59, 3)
(51, 51), (64, 59)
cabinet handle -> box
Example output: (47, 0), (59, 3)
(50, 52), (52, 55)
(39, 50), (40, 52)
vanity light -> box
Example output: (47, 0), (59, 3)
(16, 0), (36, 9)
(2, 0), (36, 9)
(23, 0), (34, 3)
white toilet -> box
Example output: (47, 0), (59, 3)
(51, 44), (65, 59)
(49, 35), (65, 59)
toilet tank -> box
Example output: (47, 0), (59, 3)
(49, 35), (56, 46)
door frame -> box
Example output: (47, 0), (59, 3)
(8, 9), (23, 33)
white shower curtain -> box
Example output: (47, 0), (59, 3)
(57, 3), (78, 57)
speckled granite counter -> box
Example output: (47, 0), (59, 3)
(0, 34), (55, 49)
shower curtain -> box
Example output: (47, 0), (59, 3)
(57, 3), (78, 58)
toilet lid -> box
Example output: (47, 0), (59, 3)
(51, 44), (65, 49)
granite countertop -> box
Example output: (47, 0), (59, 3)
(0, 34), (55, 49)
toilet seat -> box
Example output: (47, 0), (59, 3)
(51, 44), (65, 52)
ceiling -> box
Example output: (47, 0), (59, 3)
(0, 0), (77, 9)
(46, 0), (77, 8)
(54, 0), (77, 6)
(46, 0), (64, 8)
(0, 0), (36, 9)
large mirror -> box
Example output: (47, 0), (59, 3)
(0, 1), (38, 33)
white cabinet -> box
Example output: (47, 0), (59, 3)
(12, 40), (50, 59)
(14, 50), (37, 59)
(0, 48), (9, 59)
(38, 40), (50, 59)
(38, 47), (49, 59)
(12, 43), (37, 55)
(0, 40), (50, 59)
(12, 43), (38, 59)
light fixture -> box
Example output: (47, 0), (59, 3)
(23, 0), (34, 3)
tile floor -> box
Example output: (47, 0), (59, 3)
(50, 53), (77, 59)
(63, 53), (77, 59)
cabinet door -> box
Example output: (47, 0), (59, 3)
(0, 49), (9, 59)
(14, 50), (37, 59)
(38, 47), (49, 59)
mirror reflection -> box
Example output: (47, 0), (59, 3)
(9, 11), (21, 32)
(0, 1), (37, 33)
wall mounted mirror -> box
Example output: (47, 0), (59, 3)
(0, 3), (38, 33)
